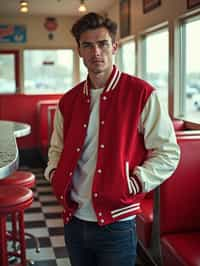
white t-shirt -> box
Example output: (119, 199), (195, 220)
(71, 88), (103, 221)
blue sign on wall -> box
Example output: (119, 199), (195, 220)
(0, 25), (26, 43)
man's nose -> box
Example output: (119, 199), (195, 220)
(91, 44), (101, 56)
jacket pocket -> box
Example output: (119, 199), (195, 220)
(125, 161), (133, 194)
(125, 161), (141, 195)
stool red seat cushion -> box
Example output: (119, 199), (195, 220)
(0, 185), (33, 212)
(0, 171), (35, 188)
(161, 233), (200, 266)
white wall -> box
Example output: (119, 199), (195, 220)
(0, 0), (196, 49)
(0, 15), (77, 49)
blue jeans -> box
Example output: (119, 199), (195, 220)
(64, 216), (137, 266)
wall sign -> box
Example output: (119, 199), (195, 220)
(44, 17), (58, 40)
(0, 25), (26, 43)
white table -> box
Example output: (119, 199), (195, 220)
(0, 120), (31, 179)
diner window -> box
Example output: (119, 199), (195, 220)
(117, 39), (136, 75)
(180, 16), (200, 123)
(0, 50), (19, 94)
(79, 58), (87, 81)
(24, 49), (74, 94)
(142, 28), (169, 110)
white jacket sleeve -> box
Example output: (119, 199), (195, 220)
(133, 91), (180, 192)
(44, 107), (64, 181)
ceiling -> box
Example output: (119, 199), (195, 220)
(0, 0), (116, 17)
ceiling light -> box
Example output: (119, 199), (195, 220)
(19, 0), (29, 13)
(78, 0), (87, 12)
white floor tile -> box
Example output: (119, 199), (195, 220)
(26, 247), (55, 261)
(30, 201), (42, 208)
(50, 235), (65, 247)
(37, 186), (53, 192)
(26, 227), (49, 237)
(43, 206), (63, 213)
(24, 213), (45, 221)
(39, 195), (57, 202)
(46, 218), (63, 228)
(56, 258), (71, 266)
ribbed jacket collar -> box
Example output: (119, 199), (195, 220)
(83, 65), (121, 96)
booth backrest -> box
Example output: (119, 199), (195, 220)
(160, 135), (200, 235)
(47, 105), (57, 144)
(37, 100), (59, 156)
(173, 119), (186, 131)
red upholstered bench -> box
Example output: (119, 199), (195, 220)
(37, 100), (58, 160)
(172, 119), (186, 131)
(173, 119), (200, 136)
(136, 131), (200, 264)
(160, 135), (200, 266)
(136, 191), (154, 248)
(136, 118), (187, 251)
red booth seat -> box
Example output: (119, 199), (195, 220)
(173, 119), (200, 136)
(37, 100), (58, 159)
(136, 121), (200, 255)
(136, 191), (154, 248)
(160, 135), (200, 266)
(161, 233), (200, 266)
(172, 119), (186, 131)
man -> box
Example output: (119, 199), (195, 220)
(45, 12), (180, 266)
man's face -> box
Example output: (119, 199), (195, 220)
(78, 27), (118, 76)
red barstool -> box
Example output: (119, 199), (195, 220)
(0, 171), (40, 262)
(0, 185), (33, 266)
(0, 171), (36, 188)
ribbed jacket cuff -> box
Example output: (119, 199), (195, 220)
(49, 168), (56, 183)
(129, 175), (143, 195)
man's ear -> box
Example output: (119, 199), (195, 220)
(112, 41), (118, 55)
(77, 46), (82, 57)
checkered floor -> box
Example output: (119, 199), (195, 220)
(22, 168), (70, 266)
(12, 168), (145, 266)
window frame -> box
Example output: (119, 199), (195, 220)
(177, 13), (200, 123)
(23, 48), (75, 94)
(0, 50), (20, 93)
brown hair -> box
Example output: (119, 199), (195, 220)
(71, 12), (117, 46)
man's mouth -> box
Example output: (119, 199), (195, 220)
(91, 59), (104, 64)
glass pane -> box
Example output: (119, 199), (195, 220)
(0, 54), (16, 94)
(185, 19), (200, 122)
(79, 58), (87, 81)
(24, 49), (74, 94)
(145, 29), (169, 110)
(118, 40), (135, 75)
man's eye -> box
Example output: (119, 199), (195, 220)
(99, 41), (109, 48)
(81, 43), (92, 48)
